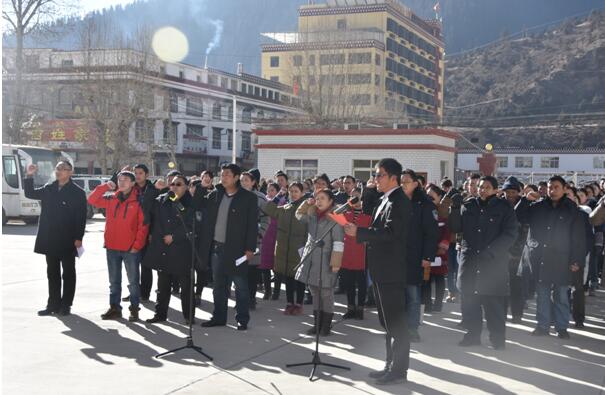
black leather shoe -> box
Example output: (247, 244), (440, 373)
(201, 319), (226, 328)
(375, 371), (407, 385)
(237, 323), (248, 331)
(37, 308), (58, 316)
(58, 307), (71, 316)
(368, 367), (390, 379)
(531, 327), (549, 336)
(489, 342), (505, 350)
(145, 316), (166, 323)
(458, 336), (481, 347)
(557, 329), (570, 339)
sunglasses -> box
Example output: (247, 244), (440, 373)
(170, 182), (185, 187)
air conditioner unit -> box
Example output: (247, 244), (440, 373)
(344, 123), (359, 130)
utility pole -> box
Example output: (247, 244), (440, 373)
(232, 95), (237, 164)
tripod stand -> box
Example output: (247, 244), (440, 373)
(155, 205), (213, 361)
(286, 218), (350, 381)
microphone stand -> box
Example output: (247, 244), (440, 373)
(155, 201), (213, 361)
(286, 213), (350, 381)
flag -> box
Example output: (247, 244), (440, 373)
(433, 2), (441, 13)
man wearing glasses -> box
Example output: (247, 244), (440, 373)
(24, 161), (87, 316)
(344, 158), (412, 385)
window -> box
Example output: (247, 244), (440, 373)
(292, 55), (303, 66)
(208, 74), (218, 85)
(254, 86), (260, 96)
(349, 94), (371, 105)
(594, 156), (605, 169)
(241, 83), (247, 93)
(320, 74), (345, 86)
(284, 159), (318, 181)
(212, 102), (222, 119)
(3, 156), (19, 188)
(375, 54), (381, 66)
(57, 87), (73, 109)
(241, 131), (252, 152)
(337, 19), (347, 30)
(242, 107), (252, 123)
(270, 76), (279, 82)
(170, 94), (179, 112)
(230, 79), (238, 90)
(496, 156), (508, 168)
(308, 55), (315, 66)
(163, 121), (177, 143)
(540, 156), (559, 169)
(515, 156), (533, 168)
(348, 73), (372, 85)
(320, 54), (345, 65)
(352, 159), (380, 183)
(270, 56), (279, 67)
(186, 98), (203, 116)
(227, 129), (234, 150)
(261, 88), (267, 98)
(375, 74), (380, 86)
(348, 52), (371, 64)
(220, 77), (228, 89)
(135, 119), (146, 141)
(178, 70), (184, 79)
(212, 127), (222, 149)
(73, 179), (85, 189)
(248, 85), (254, 95)
(186, 124), (205, 138)
(89, 180), (102, 190)
(61, 59), (73, 67)
(196, 74), (201, 82)
(25, 55), (39, 70)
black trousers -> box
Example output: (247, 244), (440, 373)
(341, 268), (367, 306)
(374, 282), (410, 374)
(508, 274), (525, 319)
(421, 274), (446, 309)
(261, 269), (272, 295)
(571, 266), (585, 324)
(140, 265), (153, 299)
(248, 265), (261, 300)
(285, 276), (305, 305)
(463, 293), (507, 346)
(46, 254), (76, 309)
(195, 267), (208, 297)
(155, 271), (193, 320)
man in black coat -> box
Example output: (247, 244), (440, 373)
(24, 161), (87, 316)
(196, 163), (258, 331)
(345, 158), (411, 385)
(401, 169), (439, 342)
(449, 176), (518, 350)
(515, 175), (586, 339)
(143, 175), (201, 324)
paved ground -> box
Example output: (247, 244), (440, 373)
(2, 217), (605, 395)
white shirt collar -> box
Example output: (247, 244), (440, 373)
(381, 186), (400, 200)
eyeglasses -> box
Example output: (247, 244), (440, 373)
(55, 167), (71, 171)
(373, 172), (387, 179)
(170, 182), (185, 187)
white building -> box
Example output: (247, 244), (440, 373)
(457, 148), (605, 184)
(255, 127), (457, 183)
(2, 48), (304, 175)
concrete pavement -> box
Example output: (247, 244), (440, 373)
(2, 217), (605, 395)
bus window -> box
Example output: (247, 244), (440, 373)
(3, 156), (20, 189)
(17, 149), (57, 187)
(73, 179), (85, 189)
(89, 180), (102, 190)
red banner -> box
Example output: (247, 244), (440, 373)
(25, 119), (97, 146)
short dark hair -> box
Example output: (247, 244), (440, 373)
(118, 171), (135, 182)
(480, 175), (498, 190)
(316, 188), (335, 203)
(221, 163), (242, 177)
(343, 175), (356, 183)
(427, 183), (445, 198)
(201, 170), (214, 178)
(313, 173), (331, 186)
(166, 169), (182, 178)
(401, 168), (418, 182)
(469, 173), (481, 180)
(267, 182), (280, 192)
(172, 174), (189, 185)
(526, 184), (539, 192)
(538, 181), (548, 187)
(441, 178), (453, 189)
(548, 175), (566, 187)
(241, 171), (258, 189)
(377, 158), (403, 184)
(289, 182), (304, 192)
(417, 174), (426, 186)
(275, 171), (288, 181)
(134, 164), (149, 174)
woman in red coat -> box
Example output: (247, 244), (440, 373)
(340, 188), (372, 319)
(422, 184), (450, 313)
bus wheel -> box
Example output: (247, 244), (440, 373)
(23, 216), (39, 225)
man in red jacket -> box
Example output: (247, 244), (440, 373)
(88, 171), (149, 321)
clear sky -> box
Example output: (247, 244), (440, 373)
(77, 0), (141, 15)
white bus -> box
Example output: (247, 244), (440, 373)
(2, 144), (72, 225)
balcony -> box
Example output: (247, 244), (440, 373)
(261, 30), (384, 46)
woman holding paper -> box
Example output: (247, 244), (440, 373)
(295, 189), (345, 336)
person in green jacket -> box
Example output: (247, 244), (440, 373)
(263, 182), (308, 316)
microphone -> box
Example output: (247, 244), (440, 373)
(168, 191), (185, 212)
(333, 196), (360, 215)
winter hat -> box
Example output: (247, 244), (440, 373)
(502, 176), (521, 192)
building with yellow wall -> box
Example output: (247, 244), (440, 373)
(261, 0), (445, 125)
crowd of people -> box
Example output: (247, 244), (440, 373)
(24, 158), (605, 385)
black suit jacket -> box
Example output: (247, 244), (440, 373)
(356, 187), (411, 284)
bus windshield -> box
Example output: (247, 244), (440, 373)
(17, 148), (61, 188)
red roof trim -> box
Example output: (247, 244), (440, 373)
(254, 128), (458, 140)
(255, 143), (456, 153)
